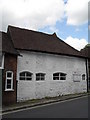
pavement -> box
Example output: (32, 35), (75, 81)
(2, 92), (90, 113)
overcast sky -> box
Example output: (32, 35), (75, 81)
(0, 0), (90, 50)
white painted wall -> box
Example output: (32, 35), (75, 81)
(17, 50), (87, 102)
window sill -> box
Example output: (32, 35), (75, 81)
(5, 89), (14, 92)
(53, 80), (66, 81)
(0, 67), (4, 69)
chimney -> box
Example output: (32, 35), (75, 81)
(52, 32), (57, 37)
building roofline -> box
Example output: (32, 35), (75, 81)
(17, 48), (88, 59)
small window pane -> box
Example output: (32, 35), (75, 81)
(7, 72), (12, 77)
(60, 73), (66, 80)
(53, 73), (60, 80)
(36, 73), (45, 81)
(82, 74), (85, 80)
(7, 79), (11, 83)
(53, 73), (59, 76)
(26, 77), (32, 80)
(7, 79), (11, 89)
(53, 76), (59, 80)
(60, 73), (66, 76)
(26, 72), (32, 77)
(7, 84), (11, 89)
(20, 72), (25, 77)
(60, 77), (66, 80)
(41, 76), (45, 80)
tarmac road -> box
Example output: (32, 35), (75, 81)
(2, 96), (89, 118)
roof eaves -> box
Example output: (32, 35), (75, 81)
(16, 48), (87, 59)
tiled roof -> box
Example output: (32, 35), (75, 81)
(80, 46), (90, 58)
(7, 25), (86, 58)
(0, 31), (19, 55)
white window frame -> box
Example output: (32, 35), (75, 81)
(0, 54), (4, 69)
(19, 71), (33, 81)
(53, 72), (66, 80)
(5, 71), (14, 91)
(36, 73), (45, 81)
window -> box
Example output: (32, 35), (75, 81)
(5, 71), (13, 91)
(0, 53), (4, 69)
(36, 73), (45, 81)
(53, 72), (66, 80)
(82, 74), (85, 80)
(19, 71), (33, 80)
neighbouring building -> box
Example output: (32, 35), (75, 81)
(81, 44), (90, 89)
(0, 25), (88, 104)
(0, 31), (19, 105)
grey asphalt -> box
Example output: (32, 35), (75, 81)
(2, 96), (89, 118)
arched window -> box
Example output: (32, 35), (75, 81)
(53, 72), (66, 80)
(19, 71), (33, 80)
(82, 74), (85, 80)
(36, 73), (45, 81)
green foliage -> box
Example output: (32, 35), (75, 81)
(81, 44), (90, 50)
(85, 44), (90, 48)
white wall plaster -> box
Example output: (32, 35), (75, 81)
(17, 51), (87, 102)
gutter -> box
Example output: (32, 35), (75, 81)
(16, 48), (87, 59)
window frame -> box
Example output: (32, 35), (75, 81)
(53, 72), (67, 80)
(82, 74), (85, 80)
(36, 73), (46, 81)
(19, 71), (33, 81)
(0, 54), (4, 69)
(5, 71), (14, 91)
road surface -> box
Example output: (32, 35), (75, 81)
(2, 96), (89, 118)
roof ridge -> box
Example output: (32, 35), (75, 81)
(7, 25), (85, 58)
(8, 25), (55, 37)
(54, 34), (80, 52)
(59, 38), (80, 52)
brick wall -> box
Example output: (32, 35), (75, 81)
(88, 58), (90, 89)
(2, 53), (17, 105)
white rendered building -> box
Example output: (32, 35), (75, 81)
(7, 26), (87, 102)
